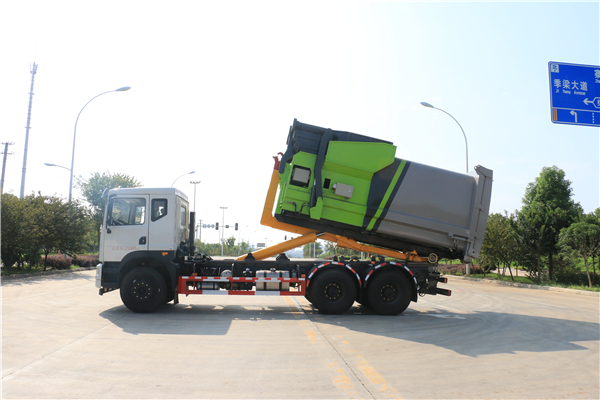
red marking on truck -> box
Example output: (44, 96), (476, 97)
(178, 276), (306, 296)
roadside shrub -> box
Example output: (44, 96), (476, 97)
(552, 270), (600, 287)
(72, 255), (99, 268)
(44, 255), (73, 270)
(438, 264), (485, 275)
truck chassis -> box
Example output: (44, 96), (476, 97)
(105, 252), (449, 315)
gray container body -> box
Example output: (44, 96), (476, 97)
(375, 162), (493, 261)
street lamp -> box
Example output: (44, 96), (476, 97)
(44, 163), (71, 196)
(69, 86), (131, 202)
(44, 163), (70, 171)
(420, 102), (469, 173)
(171, 171), (195, 187)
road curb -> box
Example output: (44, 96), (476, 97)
(1, 266), (95, 281)
(449, 274), (600, 297)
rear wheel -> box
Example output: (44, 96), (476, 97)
(311, 269), (357, 314)
(365, 269), (412, 315)
(120, 268), (167, 313)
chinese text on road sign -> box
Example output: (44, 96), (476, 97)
(548, 62), (600, 127)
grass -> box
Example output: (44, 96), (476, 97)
(1, 264), (78, 277)
(453, 271), (600, 292)
(1, 254), (99, 277)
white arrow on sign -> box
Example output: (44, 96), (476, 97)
(570, 110), (578, 122)
(583, 97), (600, 108)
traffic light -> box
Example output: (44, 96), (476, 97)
(235, 223), (238, 231)
(285, 235), (287, 240)
(215, 223), (219, 230)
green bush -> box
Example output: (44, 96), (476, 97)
(71, 255), (99, 268)
(553, 270), (599, 287)
(44, 255), (73, 270)
(438, 264), (486, 275)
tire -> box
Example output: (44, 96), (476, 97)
(304, 288), (314, 304)
(365, 269), (412, 315)
(120, 268), (167, 313)
(356, 293), (370, 308)
(310, 269), (357, 314)
(164, 291), (175, 304)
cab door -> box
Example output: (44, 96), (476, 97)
(103, 195), (150, 262)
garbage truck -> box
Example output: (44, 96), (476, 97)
(96, 119), (493, 315)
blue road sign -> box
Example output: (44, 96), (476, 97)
(548, 62), (600, 127)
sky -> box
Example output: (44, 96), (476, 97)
(1, 0), (598, 248)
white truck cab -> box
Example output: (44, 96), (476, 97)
(96, 187), (190, 306)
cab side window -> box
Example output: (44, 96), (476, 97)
(152, 199), (168, 222)
(180, 204), (187, 227)
(109, 198), (146, 226)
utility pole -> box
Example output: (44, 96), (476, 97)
(20, 62), (38, 199)
(1, 142), (15, 195)
(220, 206), (227, 256)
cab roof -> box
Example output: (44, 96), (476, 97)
(107, 187), (188, 201)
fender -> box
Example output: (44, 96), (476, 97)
(102, 250), (179, 291)
(363, 261), (418, 302)
(306, 261), (363, 302)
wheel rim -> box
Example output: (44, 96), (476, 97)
(380, 283), (398, 302)
(132, 279), (153, 300)
(324, 282), (342, 301)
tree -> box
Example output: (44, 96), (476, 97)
(558, 222), (600, 288)
(1, 194), (36, 268)
(478, 212), (517, 279)
(574, 208), (600, 285)
(303, 242), (323, 258)
(223, 236), (236, 248)
(195, 241), (221, 256)
(76, 172), (141, 252)
(237, 241), (250, 256)
(517, 166), (581, 280)
(35, 196), (90, 268)
(322, 241), (360, 259)
(1, 193), (92, 269)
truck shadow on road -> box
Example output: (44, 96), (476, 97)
(99, 301), (599, 358)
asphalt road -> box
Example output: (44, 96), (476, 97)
(2, 270), (599, 399)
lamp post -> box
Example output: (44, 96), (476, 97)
(69, 86), (131, 202)
(420, 102), (469, 173)
(44, 163), (71, 197)
(171, 171), (195, 187)
(44, 163), (70, 171)
(220, 206), (227, 256)
(421, 102), (471, 275)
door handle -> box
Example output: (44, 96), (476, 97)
(139, 236), (147, 245)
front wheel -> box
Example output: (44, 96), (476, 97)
(310, 269), (357, 314)
(365, 269), (412, 315)
(120, 267), (167, 313)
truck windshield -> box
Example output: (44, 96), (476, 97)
(109, 198), (146, 226)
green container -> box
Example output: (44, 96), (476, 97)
(276, 120), (493, 262)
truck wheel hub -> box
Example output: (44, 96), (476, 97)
(381, 284), (397, 302)
(132, 280), (152, 300)
(324, 283), (341, 300)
